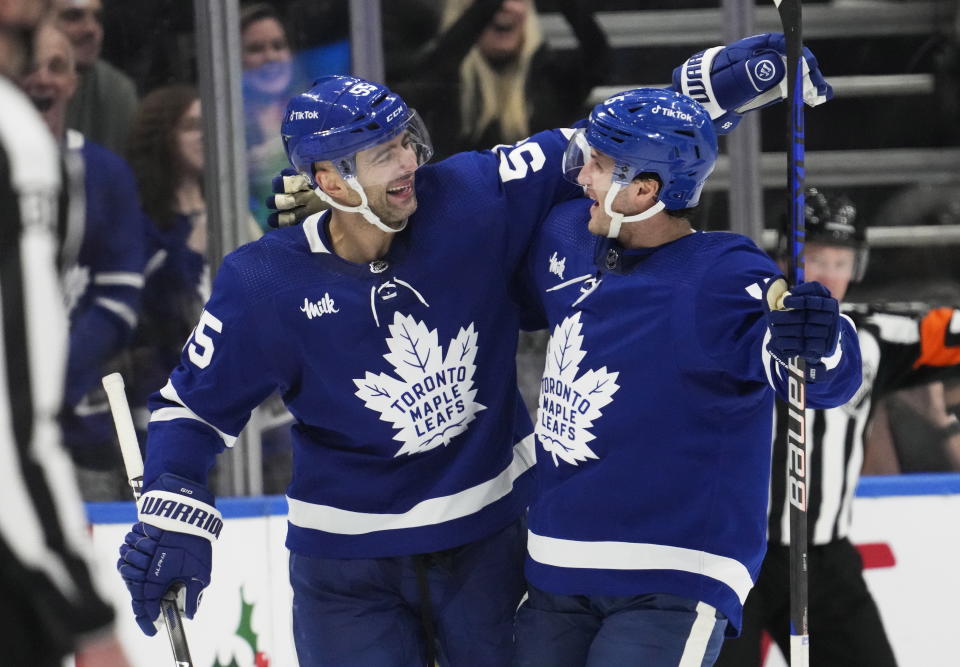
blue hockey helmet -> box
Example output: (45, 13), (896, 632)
(281, 75), (433, 234)
(564, 88), (718, 211)
(281, 75), (433, 188)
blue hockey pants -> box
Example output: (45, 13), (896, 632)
(514, 585), (728, 667)
(289, 518), (526, 666)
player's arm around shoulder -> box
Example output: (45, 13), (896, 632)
(438, 125), (585, 265)
(477, 124), (586, 205)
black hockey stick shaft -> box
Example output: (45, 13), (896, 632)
(773, 1), (810, 665)
(102, 373), (195, 667)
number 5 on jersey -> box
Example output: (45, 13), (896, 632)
(498, 142), (546, 182)
(188, 310), (223, 369)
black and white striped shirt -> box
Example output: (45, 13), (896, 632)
(769, 303), (960, 546)
(0, 76), (113, 650)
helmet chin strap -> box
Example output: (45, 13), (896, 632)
(603, 182), (666, 239)
(312, 176), (408, 234)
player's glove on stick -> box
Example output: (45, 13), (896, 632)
(117, 473), (221, 636)
(764, 279), (841, 383)
(673, 32), (833, 134)
(265, 168), (327, 228)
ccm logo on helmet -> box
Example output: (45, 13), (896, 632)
(385, 107), (403, 123)
(649, 105), (694, 122)
(289, 109), (319, 121)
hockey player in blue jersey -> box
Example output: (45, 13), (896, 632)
(20, 22), (145, 483)
(116, 35), (835, 667)
(714, 188), (960, 666)
(515, 90), (862, 666)
(117, 74), (580, 667)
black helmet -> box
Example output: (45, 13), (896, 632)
(804, 188), (864, 248)
(780, 187), (869, 281)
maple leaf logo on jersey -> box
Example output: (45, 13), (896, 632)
(354, 312), (486, 457)
(537, 312), (620, 466)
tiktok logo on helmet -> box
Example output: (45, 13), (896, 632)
(648, 104), (694, 123)
(288, 109), (319, 121)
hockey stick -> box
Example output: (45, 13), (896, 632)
(102, 372), (195, 667)
(772, 1), (810, 665)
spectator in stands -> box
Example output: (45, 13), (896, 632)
(54, 0), (138, 154)
(241, 2), (301, 232)
(20, 20), (146, 499)
(1, 2), (128, 663)
(393, 0), (610, 159)
(125, 84), (209, 429)
(396, 0), (611, 413)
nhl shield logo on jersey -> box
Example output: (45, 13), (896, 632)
(354, 312), (487, 456)
(537, 312), (620, 466)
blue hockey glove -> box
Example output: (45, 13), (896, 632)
(116, 473), (221, 636)
(265, 167), (326, 228)
(764, 279), (841, 382)
(673, 32), (833, 134)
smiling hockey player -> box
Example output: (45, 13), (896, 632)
(117, 74), (581, 667)
(515, 89), (862, 666)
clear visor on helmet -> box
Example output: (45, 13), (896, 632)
(561, 128), (592, 185)
(329, 110), (434, 187)
(562, 128), (639, 188)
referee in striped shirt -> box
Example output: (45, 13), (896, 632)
(717, 189), (960, 666)
(0, 3), (125, 663)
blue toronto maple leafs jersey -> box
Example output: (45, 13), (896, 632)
(62, 131), (146, 408)
(521, 198), (862, 634)
(144, 129), (581, 558)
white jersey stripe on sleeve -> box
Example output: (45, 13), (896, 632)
(93, 271), (144, 288)
(144, 249), (168, 278)
(761, 327), (779, 389)
(821, 314), (855, 371)
(94, 296), (138, 329)
(151, 380), (238, 447)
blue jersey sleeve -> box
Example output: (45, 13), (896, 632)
(79, 142), (146, 330)
(469, 125), (585, 268)
(141, 214), (206, 323)
(143, 253), (290, 486)
(695, 244), (861, 408)
(64, 143), (147, 406)
(693, 245), (779, 381)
